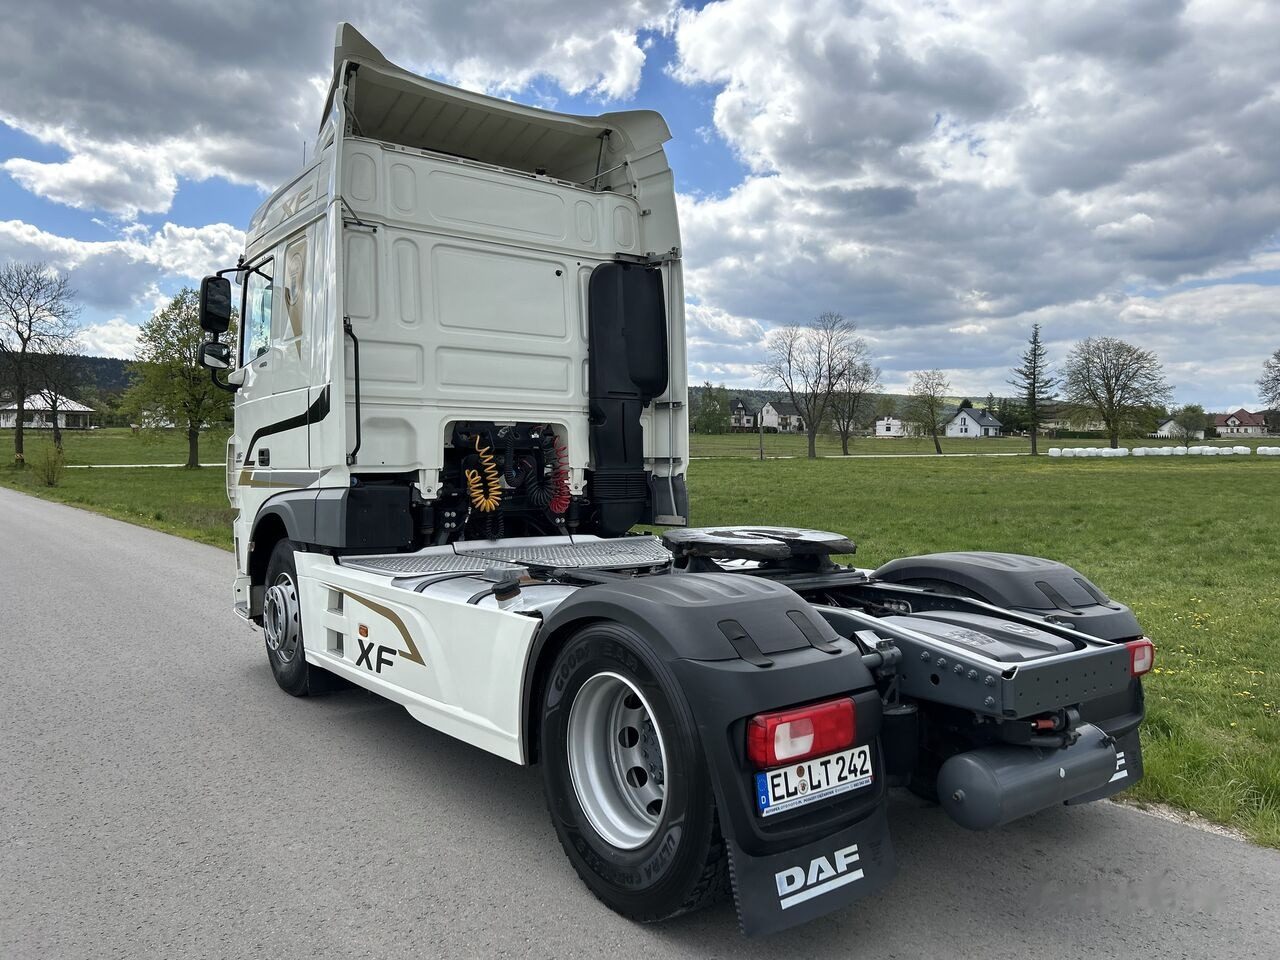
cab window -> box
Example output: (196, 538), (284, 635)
(242, 259), (274, 364)
(279, 238), (307, 343)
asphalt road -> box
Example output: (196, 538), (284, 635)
(3, 486), (1278, 960)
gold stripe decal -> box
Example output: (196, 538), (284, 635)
(337, 588), (425, 665)
(237, 469), (326, 489)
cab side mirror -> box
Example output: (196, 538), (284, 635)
(199, 276), (233, 334)
(199, 340), (233, 370)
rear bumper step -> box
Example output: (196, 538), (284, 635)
(822, 605), (1133, 718)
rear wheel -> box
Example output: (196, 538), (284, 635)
(263, 540), (313, 697)
(539, 622), (728, 921)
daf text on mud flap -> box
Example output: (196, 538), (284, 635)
(775, 844), (863, 910)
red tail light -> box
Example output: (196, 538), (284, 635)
(1126, 638), (1155, 677)
(747, 697), (856, 770)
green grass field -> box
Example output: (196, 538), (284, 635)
(2, 426), (1263, 464)
(0, 426), (231, 465)
(1, 432), (1277, 845)
(680, 455), (1280, 846)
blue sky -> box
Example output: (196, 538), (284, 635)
(1, 1), (1278, 410)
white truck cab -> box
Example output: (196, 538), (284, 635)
(200, 23), (689, 621)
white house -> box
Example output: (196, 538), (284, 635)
(760, 400), (805, 433)
(946, 408), (1001, 438)
(1214, 409), (1267, 436)
(1151, 418), (1204, 440)
(0, 393), (93, 430)
(875, 415), (908, 437)
(1041, 406), (1107, 432)
(729, 396), (757, 432)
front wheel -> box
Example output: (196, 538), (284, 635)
(539, 622), (729, 922)
(263, 539), (313, 697)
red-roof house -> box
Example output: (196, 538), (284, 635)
(1214, 409), (1268, 436)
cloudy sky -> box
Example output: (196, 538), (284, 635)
(2, 0), (1277, 408)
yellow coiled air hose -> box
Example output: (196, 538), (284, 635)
(465, 435), (503, 512)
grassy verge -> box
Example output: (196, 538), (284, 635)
(1, 449), (1276, 845)
(0, 462), (234, 549)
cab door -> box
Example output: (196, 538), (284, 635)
(263, 233), (313, 474)
(234, 255), (278, 481)
(235, 234), (317, 487)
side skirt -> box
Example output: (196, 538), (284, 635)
(305, 648), (523, 763)
(294, 552), (539, 765)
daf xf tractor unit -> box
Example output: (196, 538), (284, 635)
(197, 24), (1153, 935)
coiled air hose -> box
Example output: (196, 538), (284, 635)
(525, 434), (570, 515)
(465, 434), (502, 512)
(549, 437), (571, 514)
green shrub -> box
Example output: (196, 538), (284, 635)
(36, 448), (65, 486)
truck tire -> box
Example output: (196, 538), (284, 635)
(539, 621), (729, 922)
(263, 540), (313, 697)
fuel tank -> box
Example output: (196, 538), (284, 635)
(937, 723), (1117, 830)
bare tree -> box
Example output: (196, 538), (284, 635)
(1063, 337), (1172, 449)
(830, 357), (882, 455)
(759, 312), (858, 458)
(0, 262), (80, 464)
(32, 348), (86, 453)
(1260, 348), (1280, 417)
(905, 369), (951, 454)
(1008, 323), (1057, 455)
(1170, 404), (1207, 447)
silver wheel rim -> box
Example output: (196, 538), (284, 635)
(263, 572), (301, 664)
(567, 671), (668, 850)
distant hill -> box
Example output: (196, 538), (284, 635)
(0, 354), (131, 410)
(75, 355), (132, 394)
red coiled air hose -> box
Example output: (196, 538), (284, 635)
(550, 438), (571, 515)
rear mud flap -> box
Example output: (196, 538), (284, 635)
(1066, 728), (1144, 805)
(726, 803), (895, 937)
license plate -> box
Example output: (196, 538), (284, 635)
(755, 746), (873, 817)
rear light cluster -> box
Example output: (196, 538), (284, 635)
(747, 697), (857, 770)
(1126, 637), (1155, 677)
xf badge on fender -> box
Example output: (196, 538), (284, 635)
(356, 638), (397, 673)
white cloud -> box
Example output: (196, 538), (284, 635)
(1, 1), (1277, 407)
(0, 219), (244, 312)
(671, 0), (1280, 406)
(0, 2), (674, 215)
(78, 317), (143, 359)
(2, 138), (178, 219)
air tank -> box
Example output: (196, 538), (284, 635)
(936, 724), (1117, 830)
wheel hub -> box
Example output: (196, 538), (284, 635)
(567, 672), (668, 850)
(263, 573), (301, 663)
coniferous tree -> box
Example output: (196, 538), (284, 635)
(1008, 324), (1057, 455)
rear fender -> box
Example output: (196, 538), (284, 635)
(872, 551), (1143, 641)
(529, 573), (896, 935)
